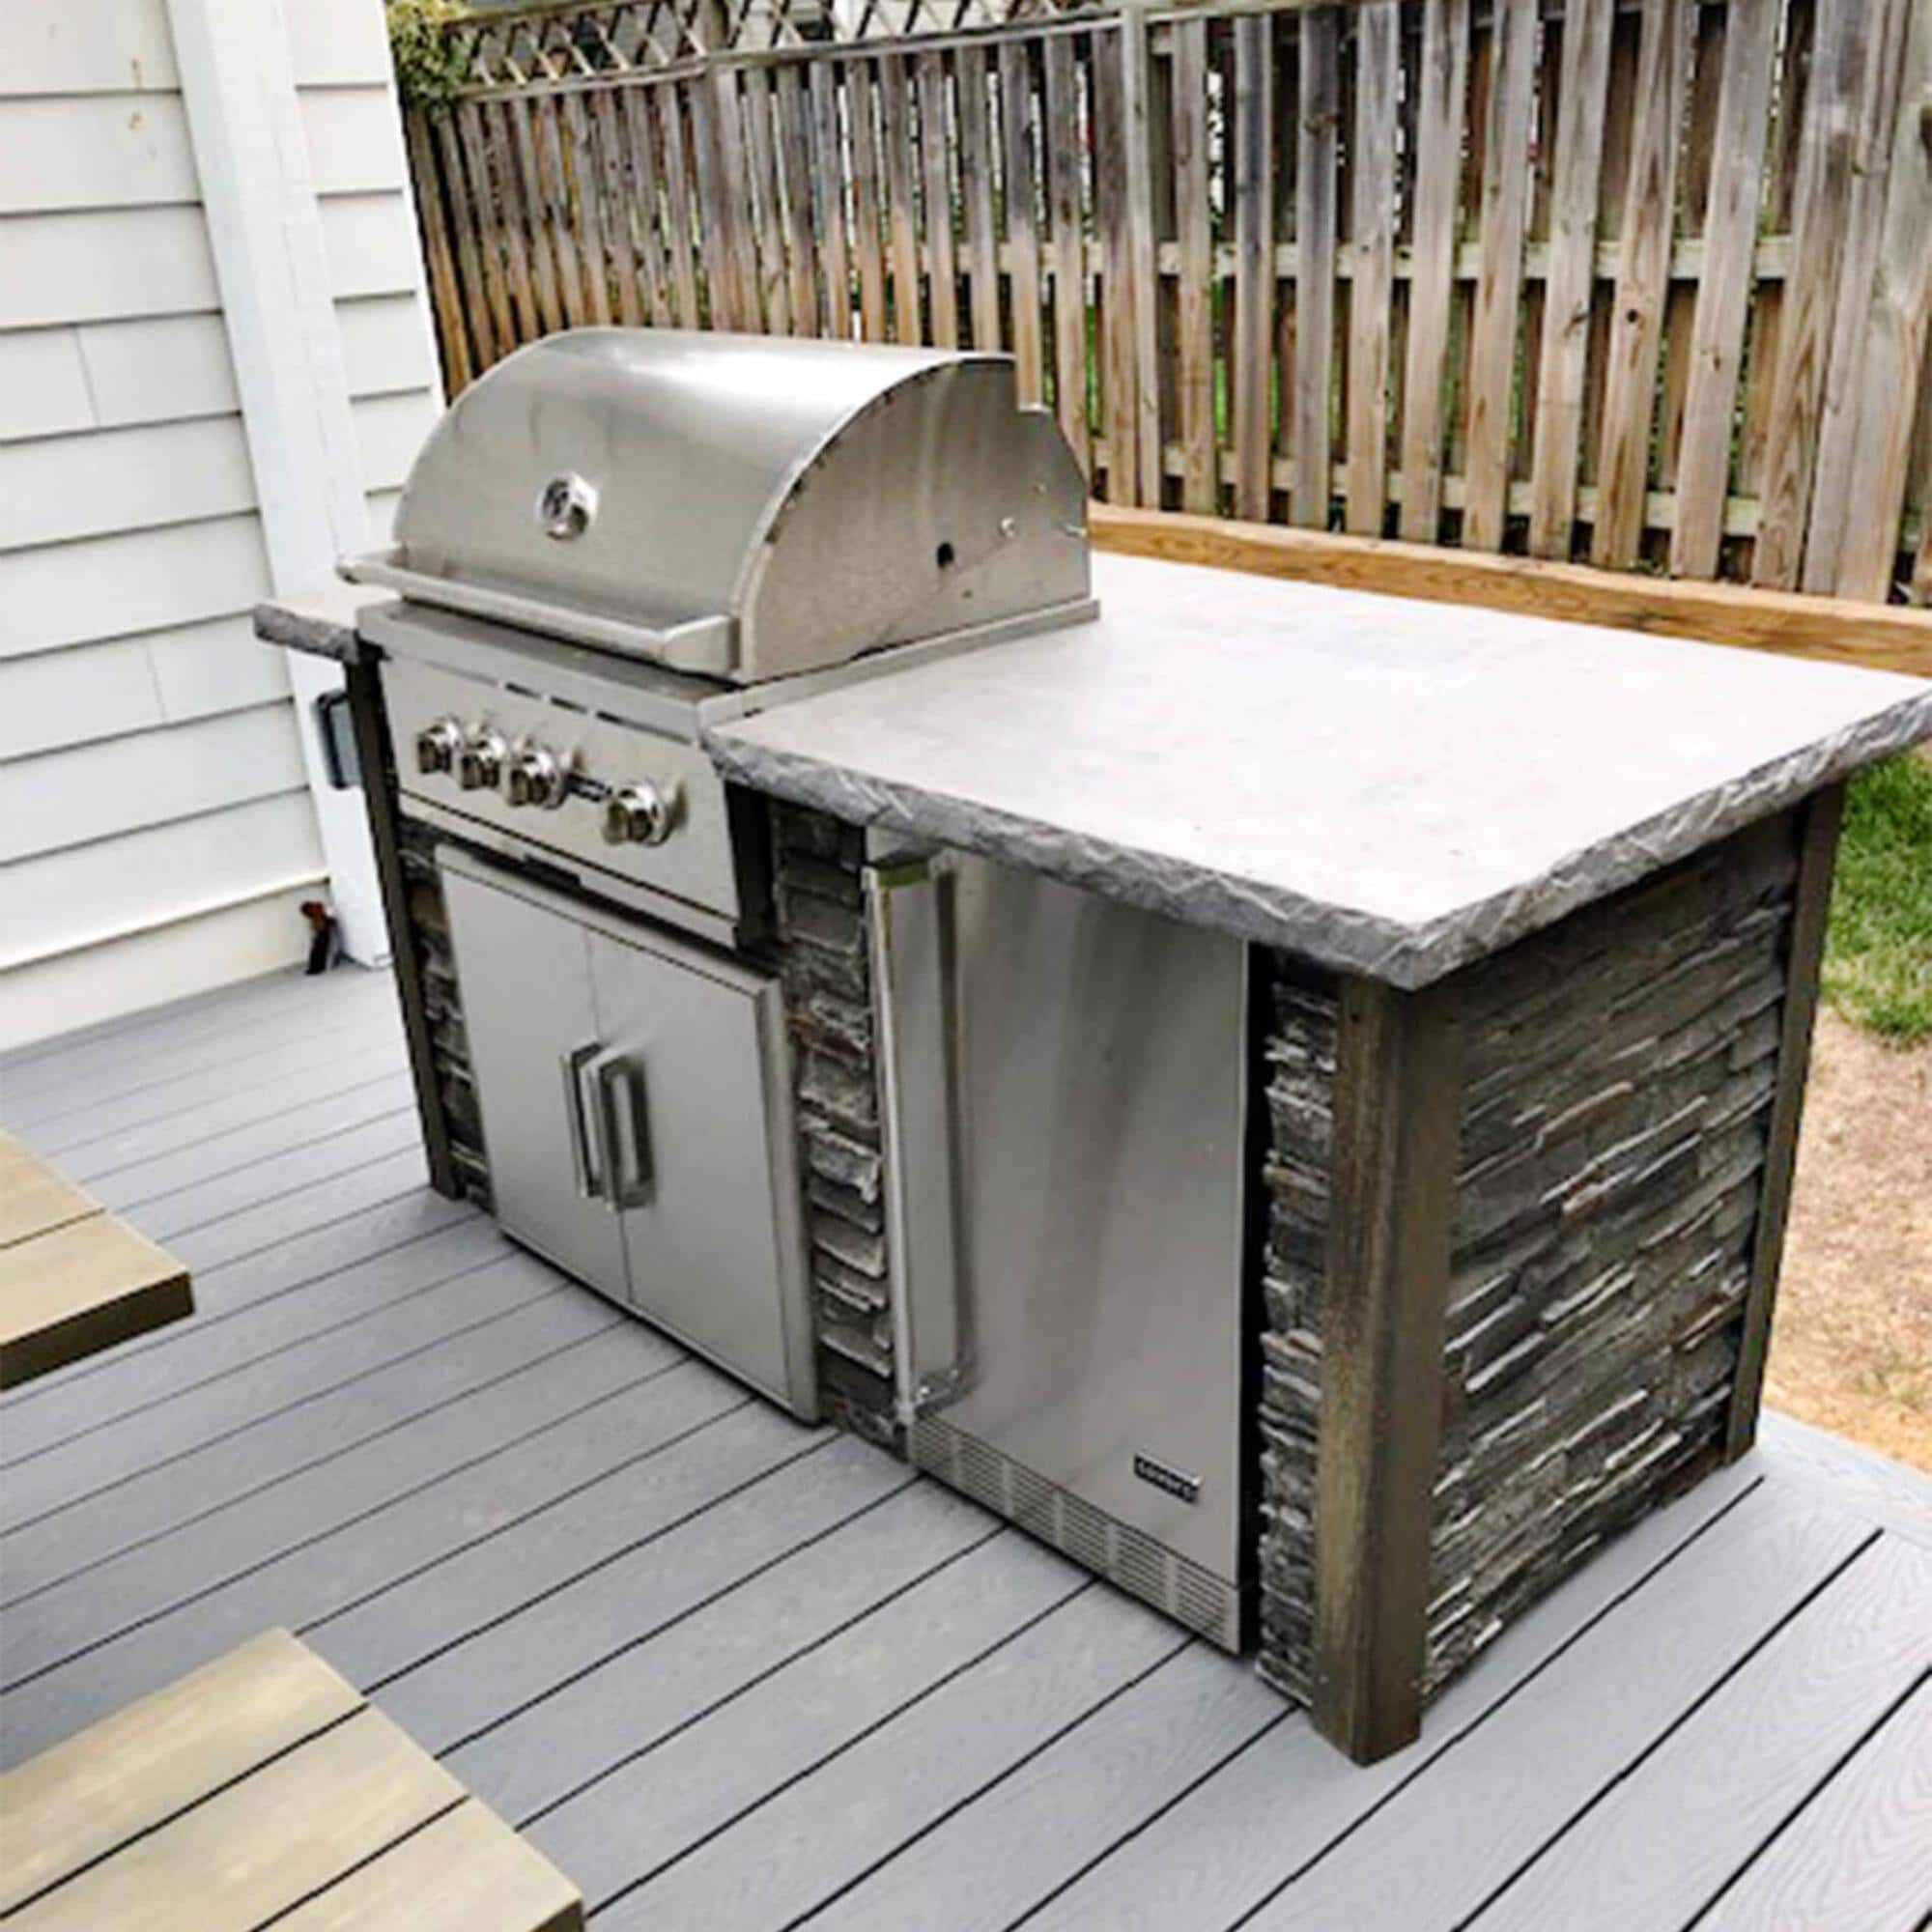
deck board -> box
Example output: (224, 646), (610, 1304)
(0, 1210), (501, 1462)
(1695, 1676), (1932, 1932)
(84, 1069), (416, 1213)
(0, 1271), (610, 1590)
(0, 1251), (562, 1530)
(5, 966), (1930, 1928)
(1468, 1535), (1932, 1930)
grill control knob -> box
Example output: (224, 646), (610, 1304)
(602, 781), (676, 848)
(504, 742), (569, 810)
(456, 726), (509, 792)
(414, 716), (464, 777)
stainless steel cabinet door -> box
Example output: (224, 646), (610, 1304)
(440, 866), (629, 1303)
(583, 928), (814, 1416)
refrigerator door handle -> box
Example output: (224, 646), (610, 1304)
(865, 852), (965, 1422)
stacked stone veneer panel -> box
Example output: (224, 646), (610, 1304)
(1259, 814), (1801, 1703)
(767, 802), (899, 1443)
(1255, 963), (1339, 1700)
(396, 818), (491, 1208)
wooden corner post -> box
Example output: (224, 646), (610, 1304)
(1724, 781), (1846, 1461)
(1311, 973), (1464, 1763)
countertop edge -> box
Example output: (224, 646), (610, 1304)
(254, 588), (386, 666)
(708, 688), (1932, 986)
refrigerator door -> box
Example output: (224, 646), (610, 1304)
(887, 852), (1249, 1636)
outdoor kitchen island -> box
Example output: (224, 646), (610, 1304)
(254, 335), (1932, 1769)
(266, 545), (1932, 1770)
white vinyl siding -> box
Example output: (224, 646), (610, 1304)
(0, 791), (324, 969)
(0, 2), (181, 96)
(286, 0), (444, 564)
(0, 94), (199, 212)
(0, 616), (289, 763)
(0, 0), (442, 1051)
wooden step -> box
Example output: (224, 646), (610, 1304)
(0, 1629), (582, 1932)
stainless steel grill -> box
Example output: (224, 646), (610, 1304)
(337, 329), (1246, 1648)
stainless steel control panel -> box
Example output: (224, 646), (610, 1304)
(383, 655), (747, 924)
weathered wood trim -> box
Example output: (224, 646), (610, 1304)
(1311, 972), (1463, 1762)
(1724, 782), (1845, 1461)
(344, 659), (461, 1201)
(1089, 504), (1932, 675)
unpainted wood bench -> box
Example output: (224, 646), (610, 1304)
(0, 1629), (582, 1930)
(0, 1127), (192, 1387)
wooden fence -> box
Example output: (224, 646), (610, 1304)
(405, 0), (1932, 601)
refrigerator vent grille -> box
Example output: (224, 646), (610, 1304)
(910, 1414), (1239, 1650)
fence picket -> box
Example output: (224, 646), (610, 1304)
(956, 46), (1000, 351)
(1120, 10), (1162, 504)
(1591, 0), (1693, 567)
(1670, 0), (1776, 577)
(485, 99), (542, 338)
(881, 54), (923, 342)
(1347, 0), (1399, 535)
(455, 101), (517, 355)
(1525, 0), (1613, 558)
(808, 63), (852, 339)
(1045, 34), (1090, 469)
(561, 93), (614, 325)
(407, 110), (472, 389)
(1801, 0), (1913, 591)
(434, 109), (500, 362)
(591, 90), (643, 325)
(1833, 0), (1932, 598)
(917, 54), (960, 346)
(501, 98), (564, 334)
(1172, 17), (1215, 512)
(1461, 0), (1536, 549)
(1398, 0), (1469, 541)
(741, 68), (791, 333)
(654, 86), (702, 327)
(1094, 25), (1137, 502)
(1753, 0), (1865, 586)
(847, 63), (889, 341)
(621, 89), (671, 328)
(1293, 9), (1339, 528)
(999, 40), (1045, 402)
(1231, 14), (1274, 519)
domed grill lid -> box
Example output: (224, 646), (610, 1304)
(342, 328), (1094, 685)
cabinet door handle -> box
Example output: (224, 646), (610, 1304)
(560, 1040), (606, 1201)
(592, 1048), (653, 1210)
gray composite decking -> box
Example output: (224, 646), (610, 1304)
(2, 965), (1928, 1932)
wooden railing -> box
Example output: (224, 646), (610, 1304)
(405, 0), (1932, 601)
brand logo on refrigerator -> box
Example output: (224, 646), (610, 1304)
(1132, 1453), (1201, 1504)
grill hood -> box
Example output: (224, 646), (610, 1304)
(343, 329), (1093, 685)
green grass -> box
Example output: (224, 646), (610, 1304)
(1822, 751), (1932, 1043)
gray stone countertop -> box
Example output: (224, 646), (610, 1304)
(253, 582), (384, 665)
(708, 553), (1932, 988)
